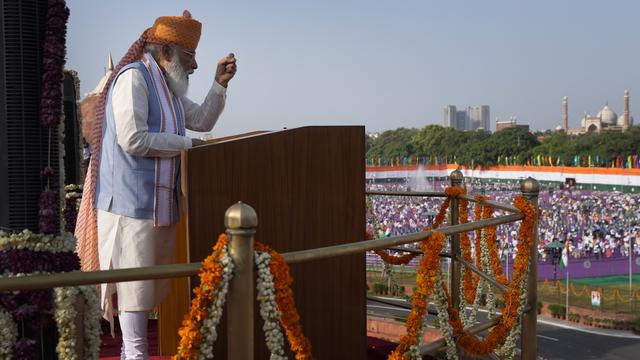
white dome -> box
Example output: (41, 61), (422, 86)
(597, 104), (618, 125)
(618, 114), (634, 126)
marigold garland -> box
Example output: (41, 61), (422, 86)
(456, 190), (479, 304)
(480, 203), (507, 285)
(388, 186), (462, 359)
(385, 187), (537, 358)
(446, 195), (537, 355)
(388, 230), (446, 360)
(365, 231), (419, 265)
(175, 234), (229, 359)
(174, 236), (312, 359)
(255, 242), (313, 360)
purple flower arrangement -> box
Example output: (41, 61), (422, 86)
(37, 189), (58, 234)
(6, 1), (74, 356)
(6, 0), (72, 359)
(0, 249), (79, 274)
(13, 339), (37, 360)
(64, 195), (78, 233)
(37, 0), (69, 233)
(39, 0), (69, 128)
(0, 242), (80, 358)
(38, 166), (58, 234)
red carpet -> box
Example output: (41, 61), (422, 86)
(99, 317), (434, 359)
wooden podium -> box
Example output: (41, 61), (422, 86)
(159, 126), (366, 359)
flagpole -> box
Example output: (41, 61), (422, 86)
(628, 215), (633, 303)
(566, 270), (569, 320)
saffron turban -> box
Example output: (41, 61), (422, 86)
(146, 10), (202, 51)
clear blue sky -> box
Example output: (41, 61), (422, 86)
(66, 0), (640, 136)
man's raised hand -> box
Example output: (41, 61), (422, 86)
(215, 53), (237, 88)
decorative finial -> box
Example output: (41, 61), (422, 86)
(183, 10), (192, 19)
(521, 177), (540, 195)
(107, 52), (114, 71)
(225, 202), (258, 229)
(450, 169), (464, 186)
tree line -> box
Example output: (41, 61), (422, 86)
(366, 125), (640, 168)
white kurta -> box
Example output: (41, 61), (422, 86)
(98, 65), (226, 315)
(98, 209), (176, 311)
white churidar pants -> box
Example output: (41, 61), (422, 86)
(119, 311), (149, 360)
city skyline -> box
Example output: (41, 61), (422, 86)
(443, 104), (490, 131)
(66, 0), (640, 137)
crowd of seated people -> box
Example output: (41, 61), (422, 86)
(366, 178), (640, 267)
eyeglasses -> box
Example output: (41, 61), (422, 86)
(181, 48), (196, 60)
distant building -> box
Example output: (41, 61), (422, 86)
(496, 117), (529, 132)
(443, 104), (491, 132)
(456, 110), (468, 130)
(468, 105), (490, 131)
(562, 90), (633, 134)
(443, 105), (456, 128)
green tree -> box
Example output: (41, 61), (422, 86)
(366, 127), (419, 160)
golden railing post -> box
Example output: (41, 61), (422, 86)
(449, 169), (464, 311)
(520, 177), (540, 360)
(225, 202), (258, 360)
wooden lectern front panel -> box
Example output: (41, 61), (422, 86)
(186, 126), (366, 359)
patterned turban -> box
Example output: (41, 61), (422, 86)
(146, 10), (202, 51)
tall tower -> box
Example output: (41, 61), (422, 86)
(623, 89), (630, 129)
(443, 105), (456, 128)
(562, 96), (568, 131)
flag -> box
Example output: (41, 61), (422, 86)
(561, 240), (570, 268)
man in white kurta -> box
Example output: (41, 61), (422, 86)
(99, 55), (229, 311)
(94, 10), (237, 359)
(98, 70), (228, 306)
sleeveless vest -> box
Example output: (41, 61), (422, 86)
(95, 61), (183, 223)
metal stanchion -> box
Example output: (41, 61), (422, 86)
(225, 202), (258, 360)
(449, 169), (463, 312)
(520, 177), (540, 360)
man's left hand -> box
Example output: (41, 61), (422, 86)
(215, 53), (237, 88)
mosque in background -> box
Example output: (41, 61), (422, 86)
(560, 90), (633, 134)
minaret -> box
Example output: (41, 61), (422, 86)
(562, 96), (568, 131)
(623, 89), (630, 129)
(107, 52), (114, 72)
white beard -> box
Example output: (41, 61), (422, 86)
(165, 55), (189, 97)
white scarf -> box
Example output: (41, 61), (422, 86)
(141, 53), (185, 227)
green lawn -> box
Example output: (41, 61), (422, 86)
(368, 267), (640, 315)
(538, 275), (640, 315)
